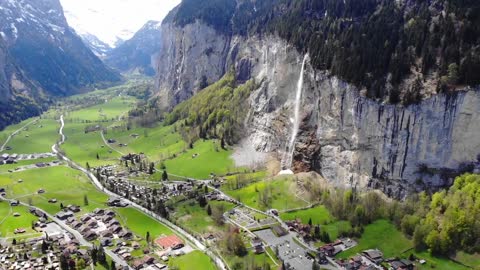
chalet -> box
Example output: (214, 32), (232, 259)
(362, 249), (384, 264)
(10, 201), (19, 206)
(86, 220), (98, 228)
(111, 225), (123, 234)
(102, 215), (113, 223)
(84, 231), (97, 241)
(100, 231), (113, 238)
(56, 211), (74, 220)
(79, 226), (91, 234)
(93, 208), (105, 215)
(119, 230), (133, 240)
(155, 235), (184, 250)
(100, 238), (113, 247)
(104, 210), (116, 217)
(108, 219), (120, 227)
(390, 259), (414, 270)
(67, 205), (81, 213)
(48, 198), (57, 203)
(0, 187), (5, 193)
(80, 215), (92, 223)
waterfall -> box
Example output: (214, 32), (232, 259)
(280, 54), (308, 173)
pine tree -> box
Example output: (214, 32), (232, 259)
(207, 204), (212, 216)
(84, 195), (89, 206)
(146, 231), (150, 243)
(110, 261), (116, 270)
(96, 153), (99, 160)
(162, 170), (168, 181)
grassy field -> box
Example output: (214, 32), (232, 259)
(164, 140), (235, 179)
(0, 157), (57, 172)
(62, 122), (121, 167)
(66, 96), (136, 122)
(454, 252), (480, 269)
(0, 166), (108, 215)
(171, 200), (236, 236)
(0, 203), (39, 238)
(3, 117), (59, 154)
(224, 176), (310, 211)
(114, 207), (173, 240)
(337, 220), (411, 259)
(169, 250), (217, 270)
(106, 124), (186, 161)
(280, 205), (332, 225)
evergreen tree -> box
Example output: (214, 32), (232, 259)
(162, 170), (168, 181)
(110, 261), (116, 270)
(96, 153), (99, 160)
(84, 195), (89, 206)
(207, 204), (212, 216)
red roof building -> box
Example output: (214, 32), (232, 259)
(155, 235), (184, 250)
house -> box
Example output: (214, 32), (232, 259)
(84, 231), (97, 241)
(86, 219), (98, 228)
(70, 221), (82, 229)
(390, 259), (414, 270)
(67, 205), (81, 213)
(155, 235), (184, 250)
(102, 215), (113, 223)
(111, 225), (123, 234)
(108, 219), (120, 227)
(362, 249), (384, 264)
(80, 215), (92, 223)
(10, 201), (19, 206)
(29, 208), (44, 217)
(48, 198), (57, 203)
(56, 211), (74, 220)
(100, 231), (113, 238)
(119, 230), (133, 240)
(104, 210), (116, 217)
(94, 208), (105, 215)
(100, 238), (113, 247)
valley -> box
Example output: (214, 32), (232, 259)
(0, 80), (478, 270)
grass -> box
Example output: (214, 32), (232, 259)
(453, 252), (480, 270)
(113, 207), (173, 240)
(280, 205), (333, 225)
(337, 220), (412, 259)
(106, 124), (186, 162)
(0, 166), (108, 215)
(168, 250), (217, 270)
(164, 140), (234, 179)
(224, 176), (310, 211)
(62, 122), (121, 167)
(3, 117), (59, 154)
(0, 202), (39, 238)
(171, 200), (236, 235)
(0, 157), (57, 172)
(66, 96), (136, 122)
(405, 251), (473, 270)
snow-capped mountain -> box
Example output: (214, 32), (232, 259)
(79, 32), (112, 58)
(105, 20), (162, 76)
(0, 0), (121, 128)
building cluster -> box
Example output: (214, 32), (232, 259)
(63, 208), (133, 243)
(0, 228), (91, 270)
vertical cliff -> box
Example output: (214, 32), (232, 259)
(154, 2), (480, 196)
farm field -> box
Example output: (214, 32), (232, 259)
(170, 200), (236, 236)
(65, 96), (136, 122)
(0, 166), (108, 215)
(0, 203), (39, 238)
(62, 122), (121, 167)
(337, 219), (411, 259)
(3, 117), (59, 154)
(280, 205), (333, 225)
(223, 176), (310, 211)
(113, 207), (174, 240)
(164, 140), (235, 179)
(168, 250), (217, 270)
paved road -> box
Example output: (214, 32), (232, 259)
(0, 118), (38, 152)
(54, 115), (228, 270)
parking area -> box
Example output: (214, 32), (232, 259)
(43, 222), (67, 237)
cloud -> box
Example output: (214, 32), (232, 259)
(60, 0), (180, 47)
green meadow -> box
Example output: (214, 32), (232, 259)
(223, 176), (310, 211)
(0, 166), (108, 215)
(0, 203), (39, 238)
(168, 250), (217, 270)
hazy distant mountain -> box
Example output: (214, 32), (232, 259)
(105, 20), (162, 76)
(0, 0), (121, 129)
(79, 32), (112, 58)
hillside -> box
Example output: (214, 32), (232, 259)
(0, 0), (121, 129)
(105, 20), (163, 76)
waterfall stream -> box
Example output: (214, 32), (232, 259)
(280, 54), (308, 173)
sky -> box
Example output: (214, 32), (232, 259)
(60, 0), (180, 47)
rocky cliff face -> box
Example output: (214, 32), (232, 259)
(155, 20), (480, 196)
